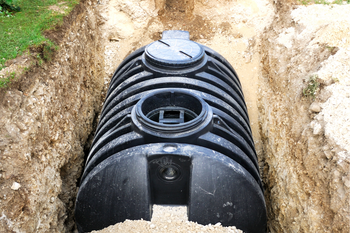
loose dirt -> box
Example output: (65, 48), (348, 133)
(93, 205), (242, 233)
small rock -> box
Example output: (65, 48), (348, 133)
(310, 102), (321, 113)
(313, 122), (323, 135)
(11, 182), (21, 190)
(344, 178), (350, 188)
(150, 224), (156, 229)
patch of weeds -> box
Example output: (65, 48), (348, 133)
(326, 45), (337, 53)
(303, 75), (320, 100)
(36, 54), (43, 66)
(324, 45), (339, 55)
(314, 0), (330, 4)
(0, 71), (16, 88)
(332, 0), (343, 3)
(299, 0), (311, 5)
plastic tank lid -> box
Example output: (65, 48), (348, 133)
(145, 38), (205, 68)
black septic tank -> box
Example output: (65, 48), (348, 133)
(75, 30), (266, 233)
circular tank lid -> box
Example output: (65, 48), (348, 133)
(145, 39), (205, 68)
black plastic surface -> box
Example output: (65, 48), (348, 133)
(75, 30), (266, 233)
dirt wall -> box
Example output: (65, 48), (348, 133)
(0, 0), (105, 232)
(259, 1), (350, 232)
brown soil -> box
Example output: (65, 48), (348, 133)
(0, 0), (349, 232)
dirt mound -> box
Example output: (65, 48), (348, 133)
(93, 206), (242, 233)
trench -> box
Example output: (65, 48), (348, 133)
(85, 0), (272, 231)
(83, 0), (350, 231)
(0, 0), (349, 232)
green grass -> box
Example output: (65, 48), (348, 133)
(0, 71), (15, 88)
(303, 75), (320, 100)
(0, 0), (79, 71)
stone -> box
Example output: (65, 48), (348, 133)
(310, 102), (321, 113)
(313, 122), (323, 135)
(11, 182), (21, 190)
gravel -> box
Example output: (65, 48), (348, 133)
(92, 205), (242, 233)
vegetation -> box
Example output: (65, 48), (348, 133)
(0, 71), (15, 88)
(0, 0), (79, 71)
(303, 75), (320, 100)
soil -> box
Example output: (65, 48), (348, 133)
(259, 2), (350, 232)
(92, 205), (242, 233)
(0, 0), (349, 232)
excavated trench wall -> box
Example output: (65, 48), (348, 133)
(0, 0), (105, 232)
(1, 0), (349, 232)
(259, 1), (350, 232)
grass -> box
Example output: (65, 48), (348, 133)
(0, 71), (15, 88)
(0, 0), (79, 71)
(303, 75), (320, 100)
(326, 45), (337, 53)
